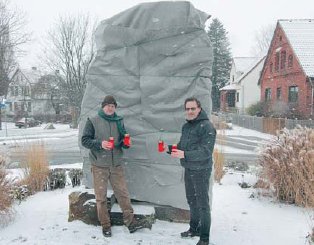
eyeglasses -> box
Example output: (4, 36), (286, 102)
(185, 107), (197, 111)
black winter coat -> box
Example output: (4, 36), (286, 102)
(178, 109), (216, 170)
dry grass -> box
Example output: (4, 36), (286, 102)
(211, 115), (232, 130)
(213, 149), (224, 183)
(0, 154), (14, 227)
(18, 142), (50, 194)
(214, 129), (225, 184)
(258, 126), (314, 207)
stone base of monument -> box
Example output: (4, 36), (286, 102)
(154, 206), (189, 223)
(68, 191), (189, 227)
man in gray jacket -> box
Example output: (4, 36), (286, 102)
(171, 97), (216, 245)
(81, 95), (147, 237)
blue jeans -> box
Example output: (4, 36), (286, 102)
(184, 168), (211, 242)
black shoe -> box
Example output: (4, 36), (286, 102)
(181, 228), (200, 238)
(196, 240), (209, 245)
(102, 227), (112, 237)
(128, 218), (152, 233)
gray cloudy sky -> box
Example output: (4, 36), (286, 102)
(11, 0), (314, 68)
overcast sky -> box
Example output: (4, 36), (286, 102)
(10, 0), (314, 69)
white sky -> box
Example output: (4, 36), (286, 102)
(10, 0), (314, 69)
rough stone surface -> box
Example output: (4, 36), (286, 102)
(68, 191), (155, 227)
(68, 191), (115, 226)
(154, 206), (190, 223)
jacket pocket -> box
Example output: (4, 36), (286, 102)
(89, 150), (97, 162)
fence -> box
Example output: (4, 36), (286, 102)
(217, 113), (314, 135)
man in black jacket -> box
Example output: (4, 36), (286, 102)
(171, 97), (216, 245)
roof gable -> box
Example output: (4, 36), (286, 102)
(236, 56), (266, 84)
(11, 67), (42, 85)
(279, 19), (314, 78)
(233, 57), (260, 73)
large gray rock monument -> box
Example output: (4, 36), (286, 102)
(79, 1), (214, 210)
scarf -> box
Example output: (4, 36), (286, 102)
(98, 109), (127, 137)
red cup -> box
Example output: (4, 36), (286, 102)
(158, 140), (165, 152)
(109, 137), (114, 149)
(171, 144), (177, 152)
(124, 134), (130, 146)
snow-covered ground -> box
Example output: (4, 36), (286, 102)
(2, 123), (311, 245)
(1, 164), (312, 245)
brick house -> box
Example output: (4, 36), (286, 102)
(259, 19), (314, 119)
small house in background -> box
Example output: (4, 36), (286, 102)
(6, 67), (67, 122)
(6, 67), (42, 119)
(259, 19), (314, 119)
(220, 56), (262, 113)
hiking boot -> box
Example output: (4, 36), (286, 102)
(181, 228), (200, 238)
(196, 240), (209, 245)
(102, 227), (112, 237)
(128, 218), (152, 233)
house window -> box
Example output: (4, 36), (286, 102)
(288, 86), (298, 103)
(269, 63), (273, 73)
(280, 51), (286, 70)
(236, 92), (239, 102)
(232, 75), (234, 82)
(23, 86), (30, 96)
(7, 102), (12, 111)
(27, 102), (32, 112)
(10, 86), (19, 96)
(276, 87), (282, 100)
(279, 36), (282, 41)
(14, 102), (18, 111)
(288, 55), (293, 68)
(265, 88), (271, 101)
(275, 53), (280, 72)
(14, 86), (19, 96)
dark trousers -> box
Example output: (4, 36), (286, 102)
(184, 168), (211, 242)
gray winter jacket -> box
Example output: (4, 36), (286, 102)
(178, 109), (216, 170)
(81, 115), (126, 167)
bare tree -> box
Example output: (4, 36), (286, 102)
(250, 24), (276, 56)
(0, 0), (29, 97)
(43, 14), (96, 128)
(32, 73), (65, 117)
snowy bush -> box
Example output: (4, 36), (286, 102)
(259, 126), (314, 207)
(68, 169), (83, 187)
(10, 185), (30, 203)
(44, 169), (67, 190)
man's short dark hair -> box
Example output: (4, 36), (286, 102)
(184, 97), (201, 109)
